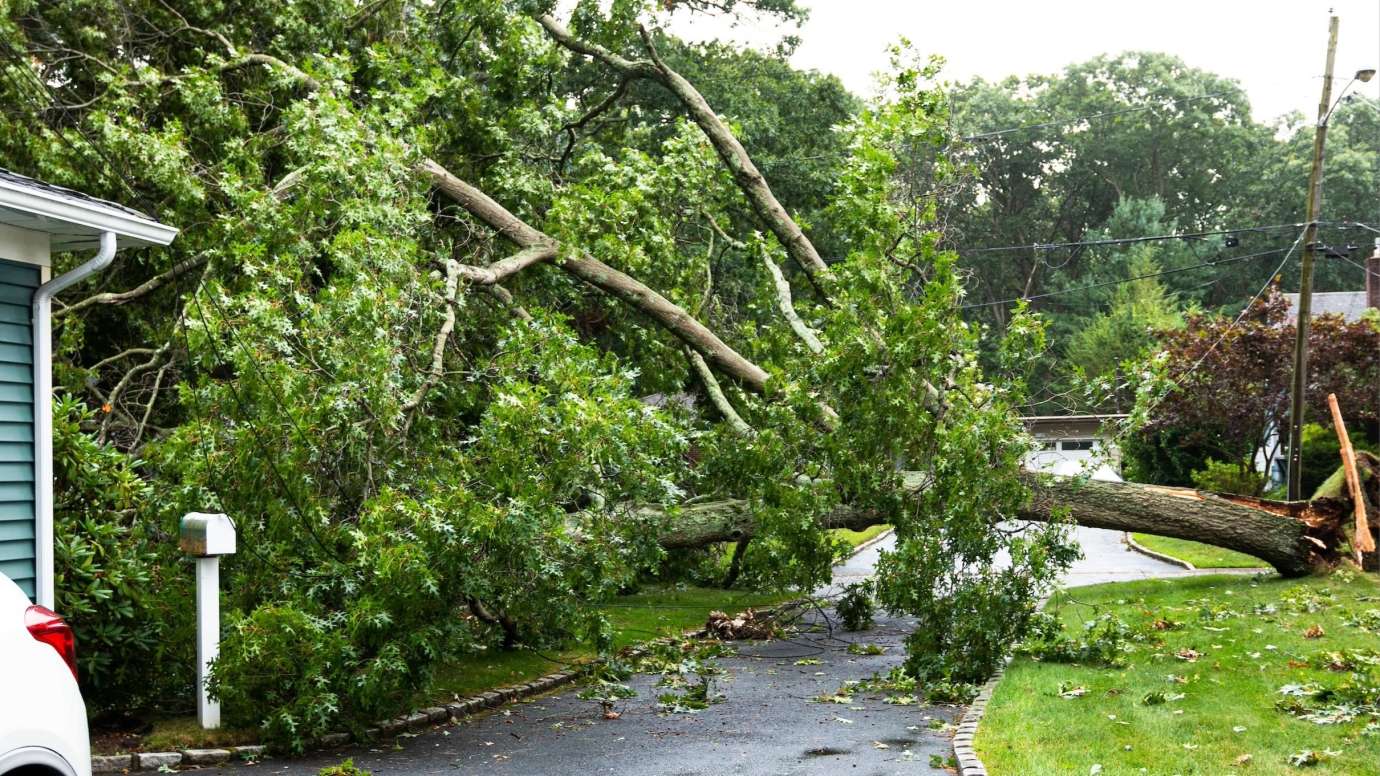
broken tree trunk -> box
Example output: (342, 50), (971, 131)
(1013, 473), (1345, 577)
(653, 463), (1379, 579)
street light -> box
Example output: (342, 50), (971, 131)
(1322, 68), (1376, 125)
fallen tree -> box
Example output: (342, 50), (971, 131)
(14, 1), (1379, 740)
(654, 458), (1380, 579)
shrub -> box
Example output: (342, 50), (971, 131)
(836, 580), (875, 631)
(1300, 422), (1378, 498)
(51, 396), (191, 717)
(211, 606), (354, 750)
(1189, 458), (1266, 496)
(1122, 426), (1219, 486)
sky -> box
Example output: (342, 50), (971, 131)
(668, 0), (1380, 123)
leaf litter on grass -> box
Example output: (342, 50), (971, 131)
(979, 573), (1380, 775)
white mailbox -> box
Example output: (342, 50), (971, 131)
(180, 512), (236, 557)
(179, 512), (236, 729)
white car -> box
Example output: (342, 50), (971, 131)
(0, 573), (89, 776)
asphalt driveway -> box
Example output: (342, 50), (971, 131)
(199, 527), (1195, 776)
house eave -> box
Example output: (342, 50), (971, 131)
(0, 180), (178, 250)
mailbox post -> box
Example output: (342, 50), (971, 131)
(179, 513), (236, 730)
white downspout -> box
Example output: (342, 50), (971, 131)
(32, 231), (118, 608)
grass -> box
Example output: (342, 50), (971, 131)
(831, 524), (891, 549)
(976, 571), (1380, 775)
(423, 585), (791, 702)
(139, 719), (260, 753)
(1131, 533), (1267, 569)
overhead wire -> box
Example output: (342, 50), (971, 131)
(959, 243), (1296, 310)
(1099, 227), (1307, 449)
(958, 222), (1315, 255)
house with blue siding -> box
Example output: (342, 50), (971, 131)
(0, 169), (176, 605)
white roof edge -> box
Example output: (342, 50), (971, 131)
(0, 179), (178, 247)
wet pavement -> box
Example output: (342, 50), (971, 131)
(202, 527), (1198, 775)
(207, 536), (959, 775)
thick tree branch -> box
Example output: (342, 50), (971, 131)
(651, 469), (1369, 579)
(760, 253), (823, 354)
(705, 215), (822, 354)
(56, 253), (211, 317)
(420, 158), (770, 392)
(685, 347), (752, 436)
(535, 14), (830, 282)
(455, 245), (558, 285)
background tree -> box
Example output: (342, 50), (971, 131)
(1123, 289), (1379, 489)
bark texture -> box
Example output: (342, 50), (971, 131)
(652, 468), (1377, 579)
(420, 159), (770, 392)
(1014, 474), (1340, 577)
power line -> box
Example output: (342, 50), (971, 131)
(961, 90), (1237, 142)
(1177, 229), (1305, 384)
(1330, 251), (1380, 280)
(1103, 227), (1307, 447)
(959, 243), (1295, 310)
(958, 222), (1315, 256)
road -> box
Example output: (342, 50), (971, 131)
(201, 527), (1189, 775)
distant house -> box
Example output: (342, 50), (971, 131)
(1281, 246), (1380, 323)
(1281, 291), (1372, 323)
(1023, 414), (1125, 481)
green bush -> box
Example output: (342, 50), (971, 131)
(1299, 423), (1378, 498)
(1122, 426), (1219, 486)
(211, 606), (355, 748)
(51, 396), (191, 717)
(1189, 458), (1266, 496)
(836, 580), (875, 631)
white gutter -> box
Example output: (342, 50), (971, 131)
(0, 181), (176, 250)
(32, 231), (117, 608)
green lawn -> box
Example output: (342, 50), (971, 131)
(1131, 533), (1267, 569)
(832, 524), (892, 550)
(977, 572), (1380, 775)
(424, 585), (791, 702)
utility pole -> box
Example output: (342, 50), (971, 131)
(1286, 14), (1340, 501)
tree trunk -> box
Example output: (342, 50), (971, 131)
(1014, 473), (1343, 577)
(652, 463), (1379, 579)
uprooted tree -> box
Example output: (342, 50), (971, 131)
(3, 0), (1374, 745)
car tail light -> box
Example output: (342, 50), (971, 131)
(25, 605), (77, 680)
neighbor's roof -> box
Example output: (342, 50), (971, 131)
(1282, 291), (1369, 323)
(0, 167), (176, 250)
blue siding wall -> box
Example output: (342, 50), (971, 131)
(0, 261), (36, 599)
